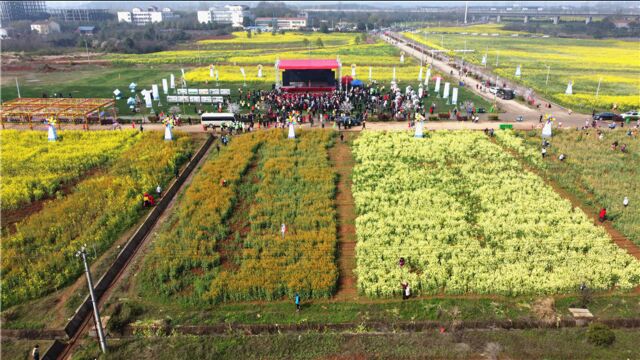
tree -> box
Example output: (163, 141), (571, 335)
(302, 38), (310, 47)
(355, 36), (361, 45)
(315, 37), (324, 48)
(320, 23), (329, 33)
(247, 29), (252, 38)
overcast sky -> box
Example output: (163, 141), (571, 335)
(44, 1), (636, 10)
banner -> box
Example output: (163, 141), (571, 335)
(369, 66), (372, 82)
(258, 64), (263, 78)
(392, 67), (396, 82)
(240, 67), (246, 77)
(351, 64), (356, 78)
(152, 84), (159, 100)
(418, 67), (423, 81)
(451, 87), (459, 105)
(142, 90), (152, 108)
(515, 65), (521, 77)
(170, 74), (175, 89)
(481, 54), (487, 66)
(162, 78), (168, 94)
(209, 64), (214, 78)
(443, 82), (450, 98)
(434, 77), (441, 92)
(425, 68), (431, 86)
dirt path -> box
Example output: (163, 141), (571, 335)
(329, 132), (359, 301)
(217, 146), (262, 271)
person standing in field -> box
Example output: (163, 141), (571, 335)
(32, 344), (40, 360)
(295, 292), (301, 312)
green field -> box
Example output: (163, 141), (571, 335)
(404, 28), (640, 112)
(496, 128), (640, 246)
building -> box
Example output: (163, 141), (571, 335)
(48, 8), (113, 22)
(255, 17), (307, 30)
(76, 26), (96, 35)
(197, 5), (248, 27)
(30, 20), (60, 34)
(0, 1), (47, 23)
(117, 6), (174, 25)
(611, 18), (632, 28)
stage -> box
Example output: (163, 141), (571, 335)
(276, 59), (340, 93)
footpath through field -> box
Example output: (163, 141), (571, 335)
(330, 131), (359, 300)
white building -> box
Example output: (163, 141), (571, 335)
(255, 17), (307, 30)
(117, 6), (171, 25)
(30, 20), (61, 34)
(198, 5), (248, 27)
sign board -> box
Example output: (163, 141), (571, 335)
(188, 89), (199, 95)
(198, 89), (209, 95)
(177, 89), (187, 95)
(189, 96), (201, 103)
(166, 95), (178, 102)
(177, 96), (189, 103)
(212, 96), (223, 103)
(220, 89), (231, 95)
(201, 96), (212, 103)
(210, 89), (220, 95)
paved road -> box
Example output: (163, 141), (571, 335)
(381, 33), (592, 128)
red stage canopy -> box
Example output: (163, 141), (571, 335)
(278, 59), (340, 70)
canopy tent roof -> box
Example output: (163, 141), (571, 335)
(278, 59), (340, 70)
(0, 98), (115, 120)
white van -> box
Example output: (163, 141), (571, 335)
(201, 112), (235, 129)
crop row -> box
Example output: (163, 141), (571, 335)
(1, 130), (139, 211)
(1, 132), (194, 307)
(351, 131), (640, 297)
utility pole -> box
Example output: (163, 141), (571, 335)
(545, 65), (550, 93)
(84, 39), (90, 62)
(77, 246), (107, 354)
(464, 1), (469, 24)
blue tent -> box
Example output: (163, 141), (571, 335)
(351, 79), (364, 87)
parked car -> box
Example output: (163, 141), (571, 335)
(497, 88), (515, 100)
(489, 87), (499, 95)
(593, 112), (624, 121)
(620, 110), (639, 120)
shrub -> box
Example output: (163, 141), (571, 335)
(488, 114), (500, 121)
(107, 302), (143, 334)
(428, 116), (438, 121)
(586, 323), (615, 347)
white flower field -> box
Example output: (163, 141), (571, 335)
(352, 131), (640, 297)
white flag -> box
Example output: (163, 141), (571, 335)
(142, 90), (152, 108)
(451, 87), (458, 105)
(209, 65), (214, 78)
(351, 65), (356, 78)
(368, 66), (372, 81)
(152, 84), (159, 100)
(170, 74), (175, 89)
(481, 54), (487, 65)
(425, 68), (431, 86)
(434, 77), (441, 92)
(565, 80), (573, 95)
(181, 68), (185, 77)
(418, 67), (423, 81)
(392, 67), (396, 82)
(515, 65), (521, 77)
(162, 79), (168, 94)
(443, 82), (450, 98)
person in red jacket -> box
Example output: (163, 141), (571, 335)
(143, 193), (155, 207)
(599, 208), (607, 222)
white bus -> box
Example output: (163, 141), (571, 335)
(201, 112), (236, 129)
